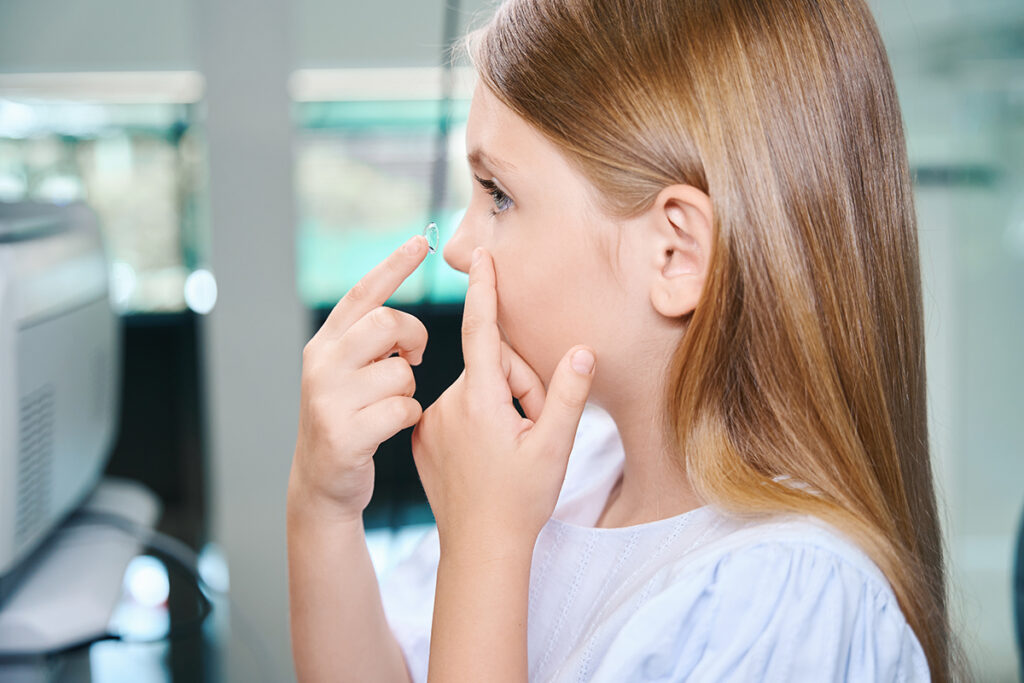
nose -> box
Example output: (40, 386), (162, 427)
(443, 213), (475, 275)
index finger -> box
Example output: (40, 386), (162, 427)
(320, 235), (428, 339)
(462, 247), (508, 398)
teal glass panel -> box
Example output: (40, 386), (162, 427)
(294, 99), (472, 307)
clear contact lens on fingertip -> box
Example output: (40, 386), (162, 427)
(423, 221), (439, 254)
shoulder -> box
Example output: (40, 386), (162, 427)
(590, 514), (931, 682)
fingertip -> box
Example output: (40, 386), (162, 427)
(570, 347), (596, 376)
(405, 234), (428, 256)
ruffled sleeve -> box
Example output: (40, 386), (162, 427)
(588, 535), (931, 682)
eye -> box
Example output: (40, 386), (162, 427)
(474, 175), (514, 215)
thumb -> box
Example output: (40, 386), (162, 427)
(527, 346), (596, 457)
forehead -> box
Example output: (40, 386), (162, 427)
(465, 84), (546, 169)
(465, 84), (508, 146)
(464, 83), (619, 222)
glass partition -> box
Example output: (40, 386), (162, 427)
(293, 69), (473, 307)
(0, 86), (206, 314)
(883, 6), (1024, 678)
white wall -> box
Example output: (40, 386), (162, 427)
(0, 0), (494, 72)
(0, 0), (198, 72)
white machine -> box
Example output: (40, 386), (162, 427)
(0, 200), (122, 600)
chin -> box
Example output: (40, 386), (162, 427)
(501, 334), (548, 386)
(498, 320), (566, 388)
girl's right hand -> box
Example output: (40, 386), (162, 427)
(289, 235), (430, 522)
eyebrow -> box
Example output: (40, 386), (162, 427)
(466, 147), (516, 173)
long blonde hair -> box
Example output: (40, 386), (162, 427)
(468, 0), (956, 678)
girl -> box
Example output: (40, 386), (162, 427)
(288, 0), (959, 680)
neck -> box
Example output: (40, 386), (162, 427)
(593, 381), (703, 528)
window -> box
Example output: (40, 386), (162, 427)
(292, 68), (474, 307)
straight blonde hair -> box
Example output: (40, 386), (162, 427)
(467, 0), (958, 679)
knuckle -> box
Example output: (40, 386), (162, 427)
(461, 313), (484, 337)
(370, 359), (415, 396)
(345, 280), (370, 305)
(384, 251), (405, 274)
(390, 397), (416, 424)
(367, 359), (388, 384)
(300, 352), (325, 388)
(302, 338), (318, 362)
(556, 391), (586, 413)
(415, 319), (429, 345)
(370, 307), (398, 330)
(400, 364), (417, 396)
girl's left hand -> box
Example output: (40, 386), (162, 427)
(411, 247), (596, 558)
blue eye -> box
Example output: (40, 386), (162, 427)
(474, 175), (514, 215)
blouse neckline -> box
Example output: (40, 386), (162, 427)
(548, 502), (715, 535)
(548, 450), (714, 534)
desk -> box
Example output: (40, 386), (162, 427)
(1, 559), (227, 683)
(0, 480), (228, 683)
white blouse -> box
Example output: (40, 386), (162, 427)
(378, 404), (930, 682)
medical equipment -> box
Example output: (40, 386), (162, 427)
(0, 200), (122, 602)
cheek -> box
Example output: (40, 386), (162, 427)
(494, 262), (587, 385)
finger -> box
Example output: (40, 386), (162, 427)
(335, 307), (428, 370)
(500, 341), (545, 421)
(350, 396), (423, 456)
(527, 346), (596, 458)
(320, 235), (428, 340)
(461, 247), (506, 397)
(347, 356), (417, 410)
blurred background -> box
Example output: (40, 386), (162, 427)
(0, 0), (1021, 680)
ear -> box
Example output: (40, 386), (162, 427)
(646, 184), (714, 318)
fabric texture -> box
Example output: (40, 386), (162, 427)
(378, 404), (930, 682)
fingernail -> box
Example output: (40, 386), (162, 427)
(472, 247), (483, 265)
(404, 235), (422, 254)
(571, 349), (595, 375)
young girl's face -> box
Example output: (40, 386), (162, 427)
(444, 85), (656, 397)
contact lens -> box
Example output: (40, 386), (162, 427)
(423, 221), (439, 253)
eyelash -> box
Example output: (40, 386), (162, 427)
(474, 175), (514, 216)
